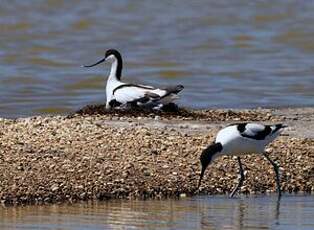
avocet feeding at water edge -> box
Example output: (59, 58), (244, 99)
(198, 123), (287, 198)
(83, 49), (184, 110)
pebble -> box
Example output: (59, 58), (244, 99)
(180, 193), (187, 198)
(0, 107), (312, 206)
(51, 185), (59, 192)
(143, 170), (151, 176)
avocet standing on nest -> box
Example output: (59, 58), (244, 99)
(83, 49), (184, 110)
(198, 123), (287, 197)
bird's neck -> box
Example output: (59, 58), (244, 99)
(212, 142), (224, 160)
(108, 58), (122, 82)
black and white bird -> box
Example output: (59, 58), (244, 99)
(83, 49), (184, 109)
(198, 123), (287, 198)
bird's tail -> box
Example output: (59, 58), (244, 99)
(163, 85), (184, 95)
(271, 124), (288, 134)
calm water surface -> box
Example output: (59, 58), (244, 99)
(0, 195), (313, 230)
(1, 1), (314, 117)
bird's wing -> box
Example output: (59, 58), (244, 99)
(112, 84), (166, 105)
(237, 123), (272, 140)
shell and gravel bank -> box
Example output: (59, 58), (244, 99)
(0, 107), (313, 205)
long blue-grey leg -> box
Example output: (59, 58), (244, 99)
(230, 157), (245, 198)
(263, 153), (281, 197)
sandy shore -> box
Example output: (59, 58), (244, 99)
(0, 107), (313, 205)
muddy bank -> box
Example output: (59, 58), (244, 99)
(0, 107), (313, 205)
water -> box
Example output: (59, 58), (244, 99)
(1, 0), (314, 117)
(0, 195), (313, 230)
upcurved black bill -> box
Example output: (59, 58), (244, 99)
(83, 57), (106, 67)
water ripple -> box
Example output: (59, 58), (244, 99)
(0, 0), (314, 117)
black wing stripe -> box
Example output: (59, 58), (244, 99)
(238, 124), (272, 140)
(121, 94), (160, 107)
(236, 123), (247, 132)
(113, 84), (155, 95)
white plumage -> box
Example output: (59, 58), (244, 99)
(199, 122), (287, 197)
(216, 123), (284, 157)
(84, 49), (184, 109)
(108, 83), (180, 108)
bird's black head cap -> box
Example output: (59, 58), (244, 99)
(83, 49), (123, 80)
(105, 49), (123, 80)
(105, 49), (122, 59)
(198, 142), (223, 189)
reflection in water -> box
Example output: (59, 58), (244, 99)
(0, 195), (313, 230)
(1, 1), (314, 117)
(275, 195), (281, 225)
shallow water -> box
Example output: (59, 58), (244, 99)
(1, 0), (314, 118)
(0, 195), (313, 230)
